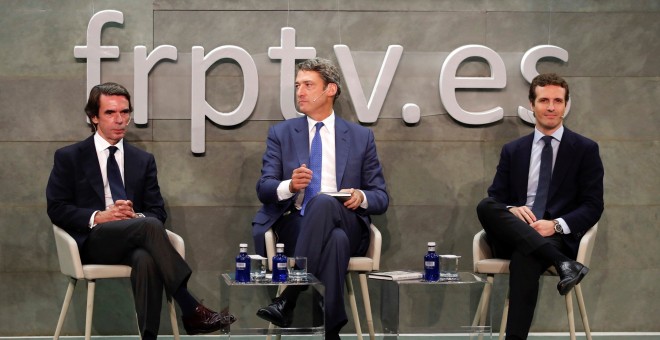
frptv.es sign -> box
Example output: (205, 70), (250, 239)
(75, 10), (569, 153)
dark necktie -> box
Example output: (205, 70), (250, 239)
(532, 136), (553, 219)
(301, 122), (324, 216)
(107, 146), (127, 201)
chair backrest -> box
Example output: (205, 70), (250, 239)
(576, 223), (598, 266)
(264, 228), (276, 271)
(472, 230), (491, 272)
(366, 224), (382, 271)
(53, 225), (85, 279)
(166, 229), (186, 259)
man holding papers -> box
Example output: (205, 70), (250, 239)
(252, 58), (389, 340)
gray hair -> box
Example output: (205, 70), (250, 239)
(297, 58), (342, 102)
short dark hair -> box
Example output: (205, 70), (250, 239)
(84, 82), (133, 132)
(297, 58), (342, 102)
(529, 73), (570, 103)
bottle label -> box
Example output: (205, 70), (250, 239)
(236, 263), (246, 269)
(425, 261), (436, 268)
(277, 262), (287, 269)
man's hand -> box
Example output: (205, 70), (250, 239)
(508, 205), (538, 224)
(530, 219), (556, 237)
(340, 188), (364, 210)
(289, 164), (313, 193)
(94, 200), (136, 224)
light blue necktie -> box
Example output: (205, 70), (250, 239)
(532, 136), (553, 219)
(301, 122), (324, 216)
(107, 146), (127, 201)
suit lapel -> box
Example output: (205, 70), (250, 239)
(292, 117), (310, 167)
(123, 143), (137, 201)
(514, 133), (534, 204)
(79, 136), (105, 202)
(335, 118), (350, 188)
(548, 128), (575, 201)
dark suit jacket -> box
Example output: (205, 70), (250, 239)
(47, 135), (166, 247)
(252, 116), (389, 255)
(487, 127), (604, 255)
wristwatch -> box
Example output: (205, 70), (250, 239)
(553, 219), (563, 234)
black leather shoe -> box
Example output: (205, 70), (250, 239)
(556, 260), (589, 295)
(182, 303), (236, 335)
(256, 296), (294, 327)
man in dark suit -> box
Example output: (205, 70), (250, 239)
(252, 58), (389, 340)
(476, 73), (604, 339)
(46, 82), (235, 339)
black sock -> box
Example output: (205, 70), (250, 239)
(532, 243), (570, 268)
(280, 285), (305, 307)
(173, 286), (199, 317)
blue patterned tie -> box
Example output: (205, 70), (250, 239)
(107, 146), (127, 201)
(301, 122), (324, 216)
(532, 136), (553, 219)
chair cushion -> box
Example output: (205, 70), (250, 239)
(475, 259), (510, 274)
(347, 257), (373, 272)
(83, 264), (132, 279)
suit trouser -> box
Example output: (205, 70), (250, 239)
(273, 194), (370, 332)
(80, 217), (192, 336)
(477, 198), (572, 339)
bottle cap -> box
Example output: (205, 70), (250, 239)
(428, 242), (436, 246)
(276, 243), (284, 248)
(239, 243), (248, 247)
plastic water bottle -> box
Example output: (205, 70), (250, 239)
(235, 243), (251, 283)
(424, 242), (440, 281)
(272, 243), (288, 282)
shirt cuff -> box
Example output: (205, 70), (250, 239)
(556, 218), (571, 234)
(89, 211), (99, 228)
(277, 180), (295, 201)
(358, 189), (369, 209)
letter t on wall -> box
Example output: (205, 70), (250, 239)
(268, 27), (316, 120)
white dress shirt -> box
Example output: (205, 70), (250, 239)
(277, 112), (368, 209)
(88, 133), (125, 227)
(526, 126), (570, 234)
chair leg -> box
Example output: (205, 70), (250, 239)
(565, 289), (576, 340)
(471, 275), (493, 340)
(358, 273), (375, 340)
(85, 280), (96, 340)
(168, 298), (180, 340)
(346, 273), (363, 340)
(54, 278), (77, 340)
(498, 290), (509, 340)
(574, 284), (592, 340)
(473, 275), (493, 327)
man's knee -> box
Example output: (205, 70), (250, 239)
(136, 217), (166, 235)
(476, 197), (498, 222)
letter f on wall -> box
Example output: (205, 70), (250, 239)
(74, 10), (123, 106)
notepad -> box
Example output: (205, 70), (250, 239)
(369, 270), (423, 281)
(321, 192), (352, 202)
